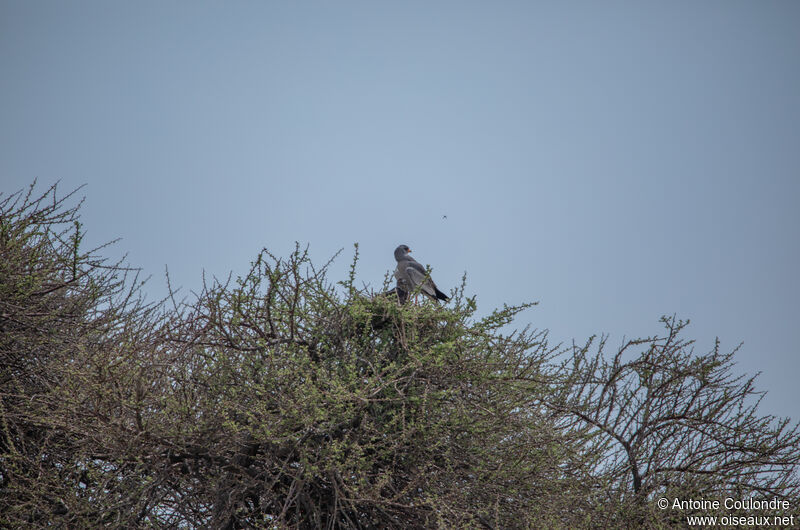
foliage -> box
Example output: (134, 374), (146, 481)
(0, 182), (158, 525)
(1, 182), (798, 528)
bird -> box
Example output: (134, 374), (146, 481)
(393, 244), (449, 303)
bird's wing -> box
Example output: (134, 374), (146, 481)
(405, 259), (427, 275)
(404, 265), (437, 298)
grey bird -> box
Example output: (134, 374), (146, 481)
(394, 244), (449, 302)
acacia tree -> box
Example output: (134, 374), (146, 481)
(1, 184), (595, 528)
(2, 181), (798, 528)
(551, 316), (800, 524)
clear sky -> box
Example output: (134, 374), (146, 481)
(2, 2), (798, 419)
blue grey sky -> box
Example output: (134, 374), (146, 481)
(2, 2), (799, 419)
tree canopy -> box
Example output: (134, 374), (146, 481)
(2, 183), (798, 528)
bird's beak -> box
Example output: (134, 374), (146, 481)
(407, 248), (412, 253)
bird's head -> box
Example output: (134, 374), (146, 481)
(394, 244), (411, 261)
